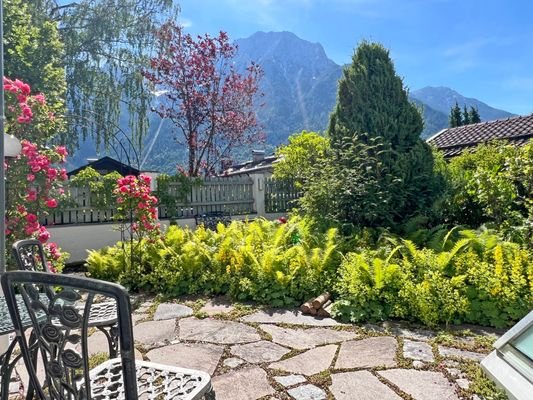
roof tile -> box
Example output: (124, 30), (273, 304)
(427, 114), (533, 157)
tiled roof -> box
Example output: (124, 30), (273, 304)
(427, 114), (533, 157)
(222, 155), (278, 176)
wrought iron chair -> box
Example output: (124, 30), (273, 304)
(1, 271), (215, 399)
(12, 239), (120, 358)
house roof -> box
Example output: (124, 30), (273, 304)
(67, 156), (140, 177)
(222, 154), (279, 176)
(427, 114), (533, 157)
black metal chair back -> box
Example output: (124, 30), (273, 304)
(1, 271), (138, 399)
(12, 239), (50, 272)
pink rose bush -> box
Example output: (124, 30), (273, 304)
(4, 77), (68, 271)
(114, 174), (160, 240)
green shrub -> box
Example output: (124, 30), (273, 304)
(87, 217), (340, 306)
(332, 249), (404, 322)
(440, 141), (533, 246)
(333, 229), (533, 327)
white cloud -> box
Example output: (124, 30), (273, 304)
(179, 17), (193, 28)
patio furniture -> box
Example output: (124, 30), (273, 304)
(0, 293), (47, 399)
(195, 211), (231, 230)
(1, 271), (215, 399)
(12, 239), (120, 358)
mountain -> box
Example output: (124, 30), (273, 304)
(409, 97), (450, 139)
(67, 31), (517, 173)
(233, 31), (342, 146)
(411, 86), (516, 122)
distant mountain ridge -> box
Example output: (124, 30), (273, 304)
(411, 86), (516, 124)
(68, 31), (517, 172)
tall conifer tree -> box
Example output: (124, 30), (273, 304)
(462, 105), (470, 125)
(322, 41), (438, 228)
(449, 102), (463, 127)
(469, 106), (481, 123)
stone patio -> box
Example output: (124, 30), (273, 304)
(9, 297), (500, 399)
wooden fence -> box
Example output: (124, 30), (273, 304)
(158, 176), (254, 218)
(265, 178), (301, 213)
(43, 176), (255, 225)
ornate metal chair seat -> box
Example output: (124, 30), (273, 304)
(1, 271), (215, 400)
(88, 359), (211, 399)
(12, 239), (120, 357)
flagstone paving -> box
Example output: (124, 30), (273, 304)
(259, 324), (358, 350)
(335, 336), (397, 369)
(10, 297), (497, 399)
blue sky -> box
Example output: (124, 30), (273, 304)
(178, 0), (533, 115)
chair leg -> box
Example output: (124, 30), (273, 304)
(25, 332), (39, 400)
(96, 325), (119, 358)
(0, 338), (19, 400)
(204, 387), (216, 400)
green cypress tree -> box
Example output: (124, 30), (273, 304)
(469, 106), (481, 123)
(321, 41), (438, 228)
(449, 102), (463, 127)
(463, 105), (470, 125)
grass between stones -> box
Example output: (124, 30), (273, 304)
(88, 352), (109, 370)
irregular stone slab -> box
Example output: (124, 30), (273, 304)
(179, 318), (260, 344)
(378, 369), (459, 400)
(153, 303), (193, 320)
(456, 378), (470, 390)
(200, 297), (235, 315)
(269, 345), (337, 376)
(330, 371), (402, 400)
(146, 342), (223, 375)
(230, 340), (290, 363)
(438, 346), (485, 362)
(287, 384), (326, 400)
(224, 357), (245, 368)
(88, 331), (112, 356)
(134, 319), (176, 345)
(403, 339), (434, 362)
(132, 313), (149, 324)
(335, 337), (397, 369)
(260, 324), (358, 350)
(274, 374), (307, 387)
(212, 366), (275, 400)
(242, 309), (343, 326)
(391, 325), (436, 341)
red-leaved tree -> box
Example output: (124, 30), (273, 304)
(143, 21), (263, 176)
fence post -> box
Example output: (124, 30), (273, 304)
(250, 173), (265, 217)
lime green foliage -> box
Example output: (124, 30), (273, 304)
(333, 250), (404, 322)
(69, 167), (122, 209)
(442, 142), (533, 245)
(273, 131), (329, 189)
(87, 217), (340, 306)
(333, 228), (533, 327)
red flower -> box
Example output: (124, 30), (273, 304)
(46, 199), (58, 208)
(25, 213), (38, 223)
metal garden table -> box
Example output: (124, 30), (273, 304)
(0, 293), (47, 399)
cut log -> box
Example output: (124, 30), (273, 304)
(311, 292), (330, 309)
(308, 307), (318, 315)
(299, 297), (316, 314)
(317, 300), (333, 317)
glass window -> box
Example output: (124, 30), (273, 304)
(512, 325), (533, 362)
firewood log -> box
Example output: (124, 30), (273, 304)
(299, 297), (316, 314)
(312, 292), (330, 309)
(317, 300), (333, 317)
